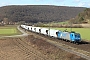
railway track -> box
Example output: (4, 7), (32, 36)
(12, 37), (51, 60)
(24, 29), (90, 60)
(44, 39), (90, 60)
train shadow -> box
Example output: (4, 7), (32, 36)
(79, 41), (90, 45)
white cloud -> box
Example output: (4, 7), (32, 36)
(88, 4), (90, 6)
(73, 0), (90, 7)
(0, 2), (9, 7)
(77, 1), (90, 7)
(86, 3), (90, 8)
(77, 2), (85, 7)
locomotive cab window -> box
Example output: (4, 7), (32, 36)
(75, 33), (80, 38)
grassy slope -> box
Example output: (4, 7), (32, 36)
(0, 25), (22, 36)
(45, 21), (69, 26)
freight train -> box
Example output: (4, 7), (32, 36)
(20, 24), (81, 44)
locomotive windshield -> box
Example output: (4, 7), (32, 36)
(75, 33), (80, 38)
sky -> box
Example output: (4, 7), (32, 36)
(0, 0), (90, 8)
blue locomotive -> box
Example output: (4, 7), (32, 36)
(57, 31), (81, 43)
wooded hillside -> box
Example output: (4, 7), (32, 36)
(0, 5), (85, 23)
(70, 8), (90, 24)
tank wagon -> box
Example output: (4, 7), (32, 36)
(40, 28), (49, 35)
(47, 29), (62, 38)
(21, 25), (26, 29)
(20, 25), (81, 43)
